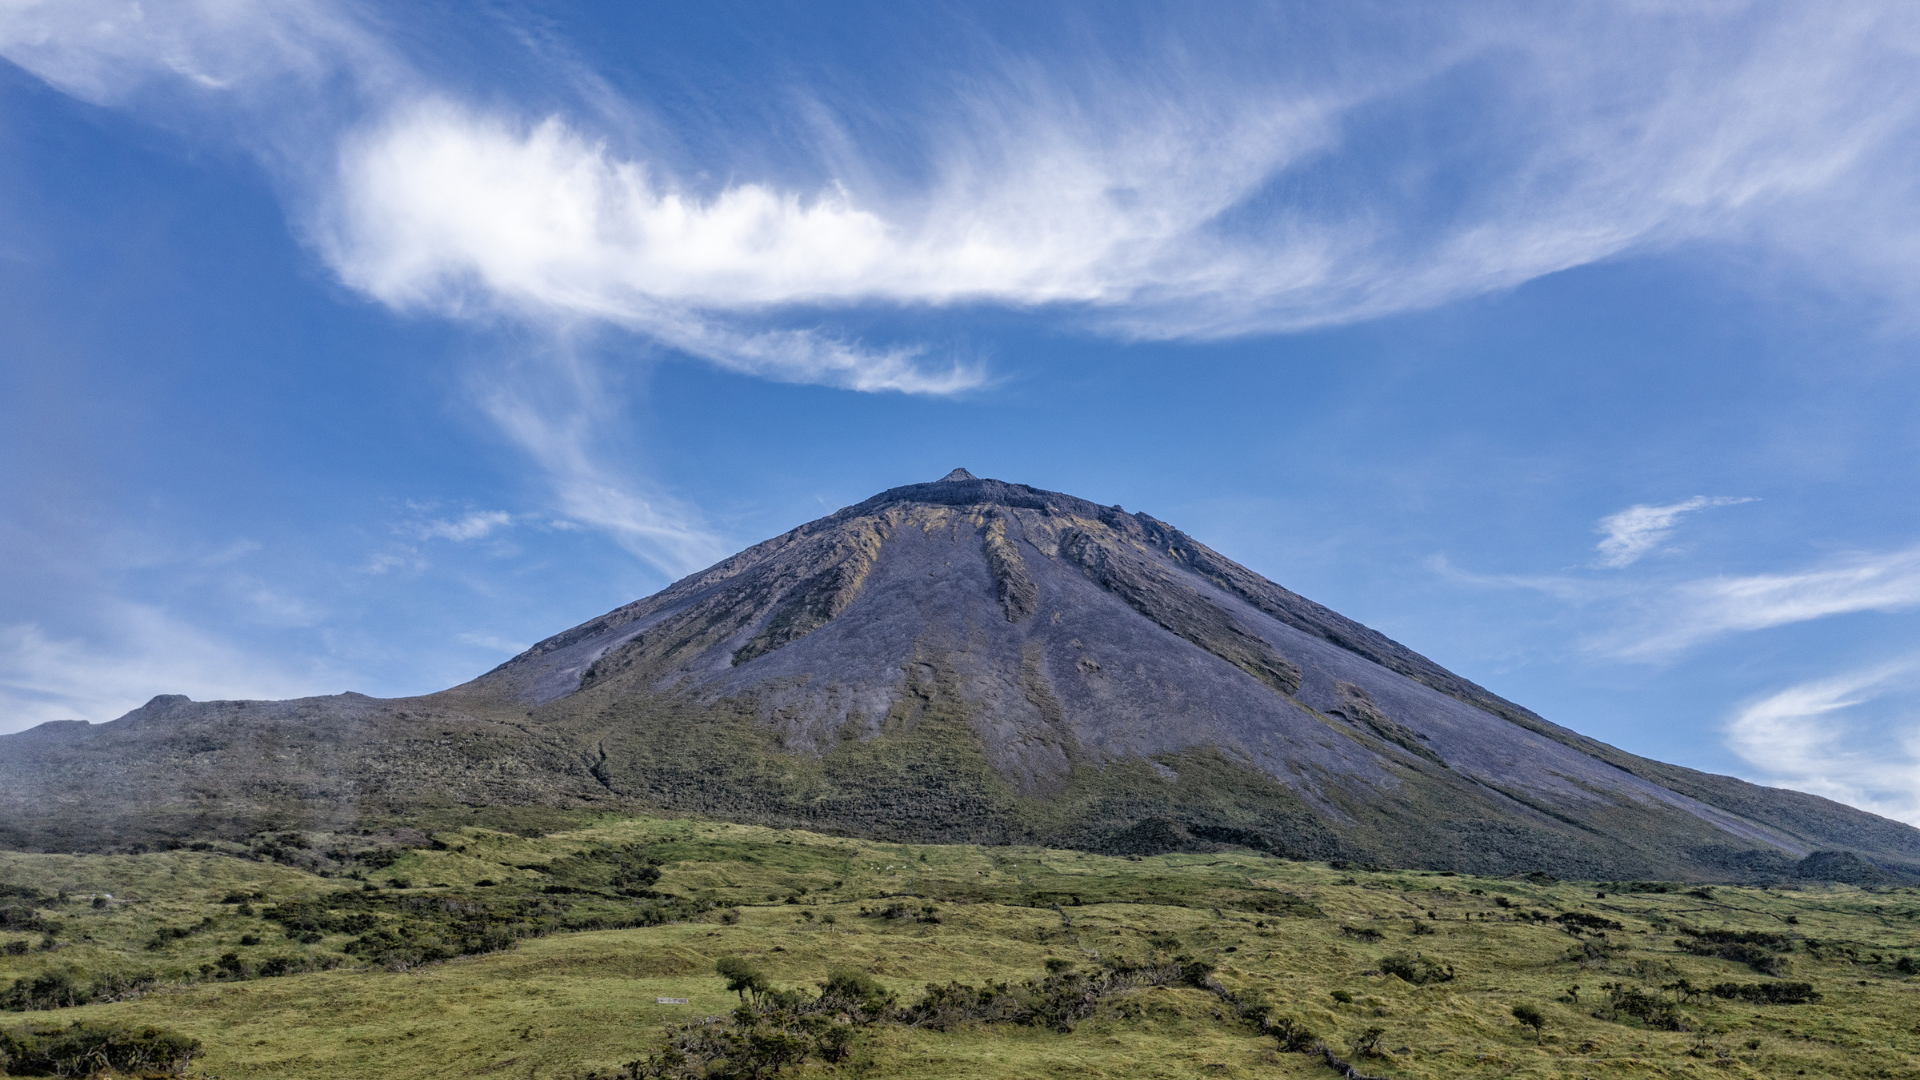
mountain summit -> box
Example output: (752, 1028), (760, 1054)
(5, 474), (1917, 881)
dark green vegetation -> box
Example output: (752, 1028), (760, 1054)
(0, 1021), (200, 1077)
(0, 814), (1915, 1078)
(4, 474), (1917, 886)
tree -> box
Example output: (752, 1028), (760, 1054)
(715, 957), (768, 1004)
(1512, 1002), (1545, 1044)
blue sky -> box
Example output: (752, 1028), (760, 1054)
(4, 2), (1920, 823)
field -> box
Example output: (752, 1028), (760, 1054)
(2, 815), (1917, 1078)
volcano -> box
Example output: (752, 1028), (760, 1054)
(5, 471), (1917, 881)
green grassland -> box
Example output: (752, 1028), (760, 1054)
(2, 815), (1917, 1078)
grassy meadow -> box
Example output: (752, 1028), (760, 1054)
(1, 815), (1916, 1078)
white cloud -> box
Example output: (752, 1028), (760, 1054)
(1608, 543), (1920, 659)
(13, 3), (1920, 355)
(317, 96), (1331, 351)
(469, 342), (724, 575)
(0, 606), (339, 732)
(11, 1), (1920, 570)
(1595, 496), (1756, 568)
(1439, 538), (1920, 661)
(0, 0), (377, 104)
(1725, 664), (1920, 825)
(405, 510), (513, 543)
(308, 10), (1920, 347)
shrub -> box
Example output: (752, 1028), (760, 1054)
(1, 969), (161, 1012)
(0, 973), (87, 1012)
(626, 960), (887, 1076)
(258, 956), (300, 978)
(1340, 925), (1383, 943)
(1512, 1002), (1545, 1043)
(1268, 1015), (1317, 1052)
(1708, 981), (1820, 1005)
(0, 1021), (200, 1077)
(0, 908), (54, 934)
(1379, 953), (1454, 985)
(1556, 912), (1625, 933)
(1595, 982), (1689, 1031)
(1676, 930), (1791, 975)
(1330, 990), (1354, 1004)
(145, 918), (216, 951)
(818, 968), (891, 1015)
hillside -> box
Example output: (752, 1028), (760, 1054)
(1, 815), (1916, 1079)
(2, 471), (1916, 882)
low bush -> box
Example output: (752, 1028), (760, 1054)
(614, 949), (1344, 1077)
(1512, 1002), (1545, 1042)
(0, 1021), (200, 1076)
(1594, 982), (1689, 1031)
(0, 969), (163, 1013)
(864, 902), (941, 924)
(1555, 912), (1624, 933)
(1379, 953), (1454, 985)
(261, 887), (712, 971)
(1676, 929), (1791, 975)
(145, 917), (216, 951)
(1709, 981), (1821, 1005)
(0, 907), (56, 935)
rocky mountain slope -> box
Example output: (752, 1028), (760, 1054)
(4, 471), (1916, 882)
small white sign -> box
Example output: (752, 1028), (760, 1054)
(656, 997), (689, 1005)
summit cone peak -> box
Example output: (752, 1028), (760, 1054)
(4, 471), (1916, 882)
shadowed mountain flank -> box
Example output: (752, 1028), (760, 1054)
(4, 472), (1917, 882)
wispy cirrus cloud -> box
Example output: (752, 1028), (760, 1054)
(305, 6), (1920, 342)
(1606, 544), (1920, 659)
(9, 1), (1920, 575)
(1438, 536), (1920, 661)
(12, 4), (1920, 348)
(1594, 496), (1756, 568)
(404, 510), (513, 543)
(1725, 664), (1920, 825)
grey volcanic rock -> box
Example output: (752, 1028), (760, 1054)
(4, 472), (1918, 882)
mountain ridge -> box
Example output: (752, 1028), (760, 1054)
(4, 471), (1916, 883)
